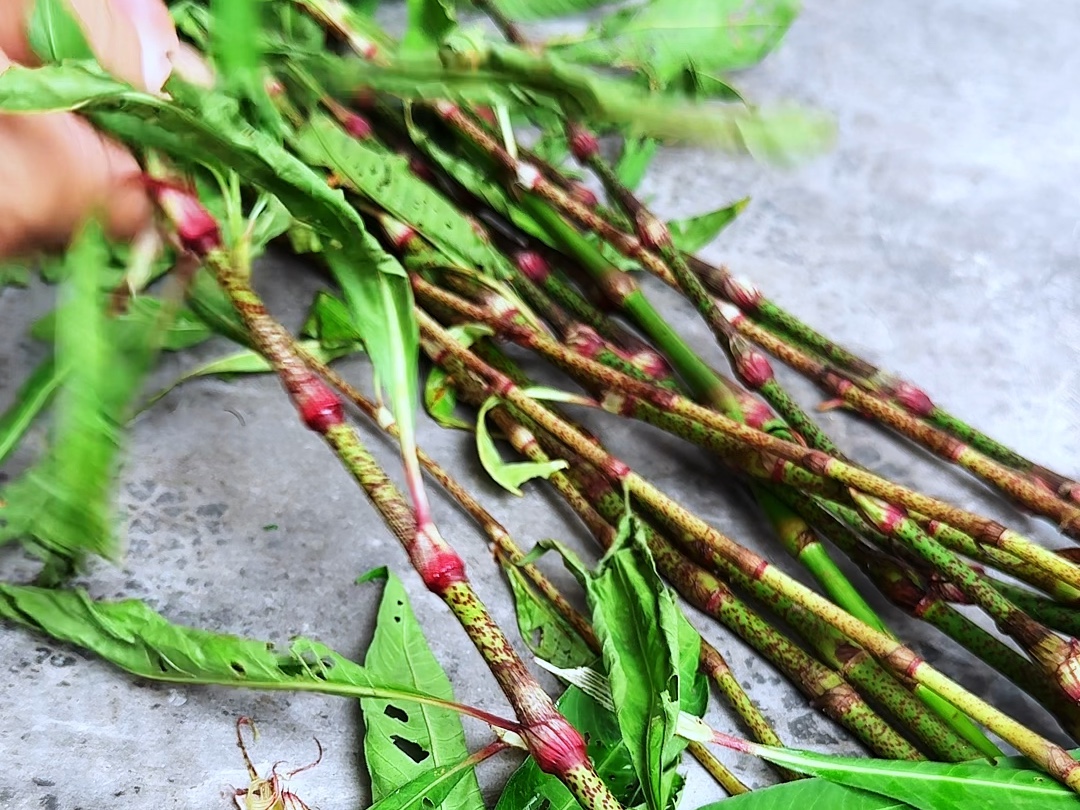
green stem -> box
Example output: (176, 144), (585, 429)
(416, 310), (1080, 792)
(211, 255), (625, 810)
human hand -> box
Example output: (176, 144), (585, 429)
(0, 0), (210, 258)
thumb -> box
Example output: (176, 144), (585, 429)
(67, 0), (179, 91)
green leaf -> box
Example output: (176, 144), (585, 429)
(584, 514), (697, 810)
(0, 259), (32, 288)
(141, 341), (355, 412)
(322, 241), (420, 456)
(491, 0), (616, 22)
(0, 357), (61, 468)
(403, 0), (457, 56)
(615, 135), (658, 192)
(210, 0), (262, 74)
(27, 0), (94, 64)
(367, 759), (474, 810)
(554, 0), (800, 87)
(742, 745), (1080, 810)
(29, 299), (214, 352)
(695, 777), (910, 810)
(311, 45), (834, 161)
(423, 324), (492, 431)
(295, 113), (512, 280)
(667, 197), (748, 253)
(502, 561), (594, 671)
(360, 570), (484, 809)
(0, 220), (149, 562)
(0, 584), (487, 716)
(496, 686), (642, 810)
(301, 291), (365, 349)
(475, 396), (569, 496)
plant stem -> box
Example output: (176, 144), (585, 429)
(687, 257), (1080, 505)
(306, 358), (742, 794)
(416, 309), (1080, 791)
(432, 334), (945, 761)
(208, 254), (625, 810)
(721, 306), (1080, 533)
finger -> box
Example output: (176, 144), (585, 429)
(0, 42), (151, 257)
(0, 0), (181, 91)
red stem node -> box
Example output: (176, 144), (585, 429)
(890, 380), (935, 417)
(520, 714), (590, 775)
(514, 250), (551, 282)
(568, 123), (600, 162)
(145, 177), (222, 256)
(343, 112), (373, 140)
(721, 275), (764, 311)
(295, 376), (346, 433)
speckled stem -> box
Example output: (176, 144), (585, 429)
(686, 256), (1080, 504)
(416, 278), (1080, 595)
(554, 460), (925, 761)
(437, 341), (923, 760)
(211, 259), (623, 810)
(784, 489), (1077, 745)
(724, 310), (1080, 536)
(416, 309), (1080, 792)
(848, 491), (1080, 706)
(443, 364), (783, 768)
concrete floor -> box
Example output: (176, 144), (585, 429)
(2, 0), (1079, 807)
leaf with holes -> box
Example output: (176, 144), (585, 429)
(359, 569), (484, 809)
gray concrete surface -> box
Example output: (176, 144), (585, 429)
(2, 0), (1079, 807)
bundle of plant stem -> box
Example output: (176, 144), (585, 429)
(2, 1), (1080, 808)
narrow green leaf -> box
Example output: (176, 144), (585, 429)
(295, 113), (512, 280)
(667, 197), (748, 253)
(584, 514), (697, 810)
(301, 291), (365, 349)
(0, 357), (61, 467)
(0, 220), (148, 562)
(747, 745), (1080, 810)
(29, 300), (214, 352)
(360, 570), (483, 809)
(141, 341), (355, 412)
(696, 777), (910, 810)
(554, 0), (800, 87)
(403, 0), (457, 56)
(502, 561), (594, 670)
(367, 760), (473, 810)
(491, 0), (616, 22)
(0, 584), (483, 715)
(615, 135), (659, 192)
(323, 243), (420, 467)
(476, 396), (569, 495)
(310, 46), (835, 161)
(27, 0), (94, 64)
